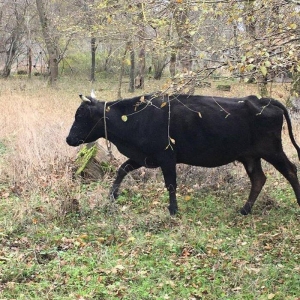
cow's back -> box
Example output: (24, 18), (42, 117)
(167, 95), (284, 167)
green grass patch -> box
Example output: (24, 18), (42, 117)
(1, 178), (299, 300)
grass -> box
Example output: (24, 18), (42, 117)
(0, 76), (299, 299)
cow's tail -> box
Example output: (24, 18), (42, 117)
(273, 99), (300, 160)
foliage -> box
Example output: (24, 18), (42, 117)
(2, 0), (300, 95)
(0, 177), (299, 300)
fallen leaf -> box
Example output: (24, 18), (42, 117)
(126, 236), (135, 243)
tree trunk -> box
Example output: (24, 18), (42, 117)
(28, 46), (32, 78)
(291, 72), (300, 97)
(117, 43), (129, 99)
(1, 32), (17, 78)
(172, 1), (194, 94)
(135, 47), (145, 88)
(169, 51), (176, 78)
(128, 41), (135, 93)
(174, 2), (193, 73)
(135, 3), (145, 89)
(36, 0), (59, 85)
(90, 37), (97, 82)
(2, 55), (14, 78)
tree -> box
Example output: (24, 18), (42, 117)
(36, 0), (59, 84)
(0, 0), (29, 78)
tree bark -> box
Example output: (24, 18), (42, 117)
(172, 1), (194, 94)
(1, 34), (17, 78)
(128, 41), (135, 93)
(28, 46), (32, 78)
(169, 51), (176, 78)
(135, 3), (145, 89)
(36, 0), (59, 85)
(90, 36), (97, 82)
(117, 42), (129, 99)
(173, 2), (193, 73)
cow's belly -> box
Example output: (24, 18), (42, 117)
(175, 144), (249, 167)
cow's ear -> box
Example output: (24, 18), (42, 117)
(91, 89), (96, 98)
(79, 94), (91, 103)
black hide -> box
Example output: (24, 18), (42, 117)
(66, 94), (300, 215)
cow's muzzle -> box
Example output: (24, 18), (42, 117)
(66, 136), (83, 147)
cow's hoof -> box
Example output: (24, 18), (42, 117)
(240, 207), (251, 215)
(168, 205), (178, 216)
(109, 193), (118, 201)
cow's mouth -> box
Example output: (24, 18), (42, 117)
(66, 137), (84, 147)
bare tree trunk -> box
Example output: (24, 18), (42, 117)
(1, 35), (17, 78)
(117, 43), (129, 99)
(1, 1), (27, 78)
(90, 36), (97, 82)
(135, 3), (145, 89)
(28, 46), (32, 78)
(104, 46), (112, 72)
(169, 51), (176, 78)
(36, 0), (59, 85)
(128, 41), (135, 93)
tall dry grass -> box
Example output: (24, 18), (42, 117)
(0, 78), (76, 187)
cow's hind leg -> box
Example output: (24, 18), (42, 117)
(241, 158), (267, 215)
(264, 152), (300, 206)
(109, 159), (141, 200)
(160, 163), (178, 215)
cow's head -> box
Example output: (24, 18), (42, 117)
(66, 94), (105, 146)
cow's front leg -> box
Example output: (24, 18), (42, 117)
(161, 163), (178, 215)
(109, 159), (141, 200)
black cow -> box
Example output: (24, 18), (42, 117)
(66, 93), (300, 215)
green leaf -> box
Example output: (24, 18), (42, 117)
(264, 60), (271, 68)
(260, 66), (267, 76)
(247, 64), (255, 71)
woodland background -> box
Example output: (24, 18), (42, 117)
(2, 0), (300, 98)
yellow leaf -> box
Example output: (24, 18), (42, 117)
(121, 115), (128, 122)
(126, 236), (135, 243)
(170, 138), (175, 144)
(161, 102), (167, 108)
(289, 23), (297, 30)
(184, 195), (191, 201)
(198, 112), (202, 118)
(140, 96), (145, 102)
(268, 293), (276, 300)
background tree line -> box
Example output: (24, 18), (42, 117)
(1, 0), (300, 98)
